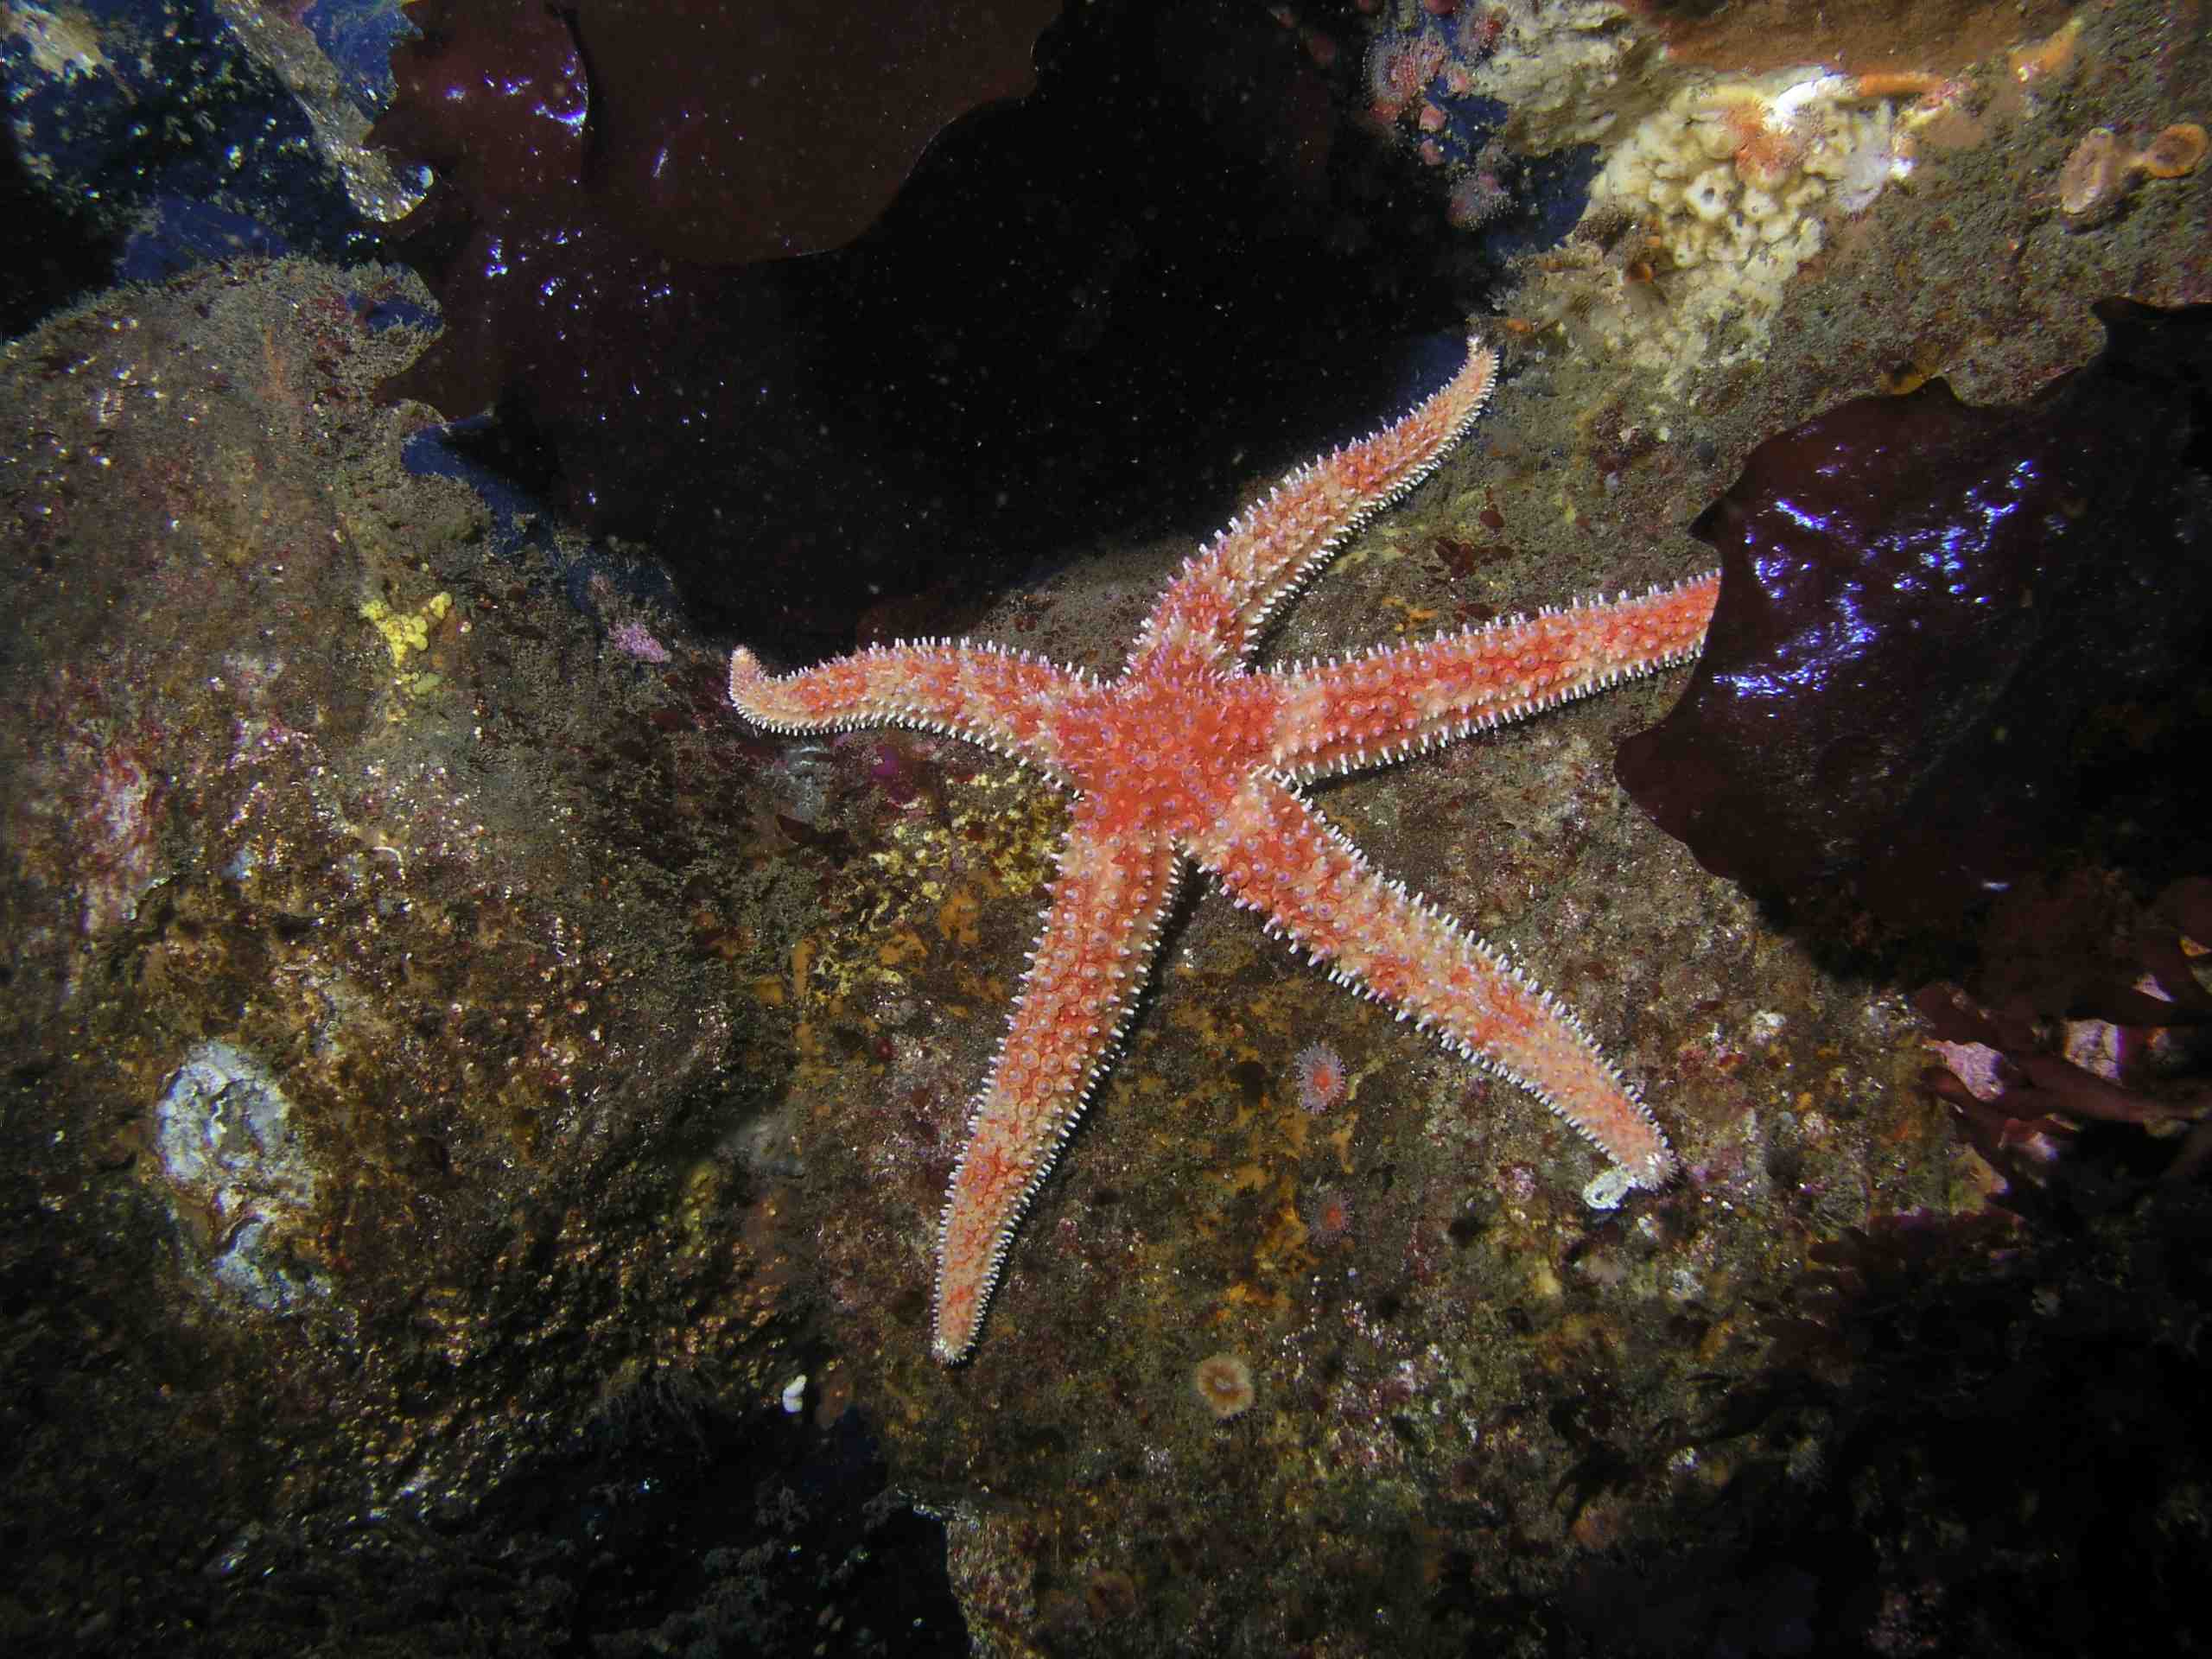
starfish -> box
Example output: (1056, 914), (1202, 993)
(729, 335), (1720, 1363)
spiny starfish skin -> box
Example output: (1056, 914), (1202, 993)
(729, 336), (1720, 1364)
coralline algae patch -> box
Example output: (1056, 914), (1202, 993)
(150, 1041), (328, 1313)
(1529, 68), (1947, 396)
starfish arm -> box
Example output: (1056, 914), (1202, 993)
(1266, 572), (1720, 778)
(933, 802), (1184, 1363)
(1187, 775), (1677, 1186)
(1128, 336), (1500, 675)
(729, 641), (1087, 775)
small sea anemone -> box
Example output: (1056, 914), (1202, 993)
(1456, 4), (1506, 59)
(2062, 120), (2207, 230)
(1304, 1185), (1355, 1248)
(1834, 105), (1904, 216)
(2009, 16), (2082, 90)
(2136, 122), (2208, 180)
(1293, 1041), (1349, 1113)
(2058, 127), (2131, 226)
(1447, 167), (1514, 229)
(1192, 1352), (1256, 1421)
(1364, 29), (1448, 123)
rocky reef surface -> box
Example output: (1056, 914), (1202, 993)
(3, 2), (2209, 1656)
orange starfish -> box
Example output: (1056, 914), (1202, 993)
(730, 336), (1719, 1363)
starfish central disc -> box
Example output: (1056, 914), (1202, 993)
(728, 335), (1720, 1363)
(1057, 665), (1277, 835)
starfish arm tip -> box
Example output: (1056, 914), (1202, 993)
(728, 645), (784, 726)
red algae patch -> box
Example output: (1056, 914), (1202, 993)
(1192, 1353), (1257, 1421)
(1292, 1040), (1349, 1114)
